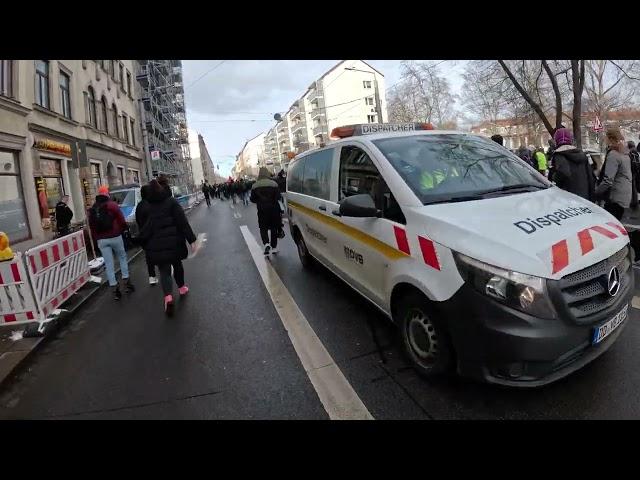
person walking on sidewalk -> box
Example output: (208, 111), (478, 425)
(55, 195), (73, 237)
(88, 185), (135, 300)
(202, 181), (211, 207)
(135, 184), (158, 286)
(140, 177), (197, 316)
(596, 128), (632, 220)
(549, 128), (595, 201)
(251, 167), (282, 256)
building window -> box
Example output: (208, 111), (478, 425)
(130, 118), (136, 145)
(59, 71), (71, 119)
(117, 166), (125, 185)
(127, 168), (140, 184)
(365, 97), (374, 106)
(112, 103), (119, 138)
(122, 113), (129, 143)
(363, 80), (372, 89)
(0, 150), (30, 242)
(101, 96), (109, 133)
(126, 71), (132, 97)
(90, 162), (102, 192)
(1, 60), (13, 98)
(367, 115), (376, 123)
(87, 86), (97, 128)
(119, 63), (125, 89)
(35, 60), (50, 108)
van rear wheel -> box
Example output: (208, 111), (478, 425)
(295, 231), (313, 269)
(396, 291), (453, 377)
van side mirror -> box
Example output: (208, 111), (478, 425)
(339, 194), (381, 218)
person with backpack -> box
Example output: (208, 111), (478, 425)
(596, 128), (632, 220)
(88, 185), (135, 300)
(137, 177), (197, 316)
(251, 167), (282, 256)
(517, 145), (536, 169)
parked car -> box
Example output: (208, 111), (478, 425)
(108, 183), (141, 246)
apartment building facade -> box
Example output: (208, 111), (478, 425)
(235, 133), (266, 178)
(261, 60), (388, 170)
(0, 59), (145, 250)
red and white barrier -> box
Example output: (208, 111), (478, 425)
(0, 253), (38, 326)
(25, 230), (91, 319)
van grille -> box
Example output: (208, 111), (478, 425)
(558, 246), (630, 321)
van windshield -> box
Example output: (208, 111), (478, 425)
(372, 134), (551, 205)
(110, 189), (136, 207)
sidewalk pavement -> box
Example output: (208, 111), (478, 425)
(0, 201), (203, 390)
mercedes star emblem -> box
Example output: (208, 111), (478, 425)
(608, 267), (621, 297)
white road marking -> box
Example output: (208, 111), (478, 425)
(240, 225), (373, 420)
(632, 296), (640, 310)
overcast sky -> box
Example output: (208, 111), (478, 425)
(182, 60), (466, 178)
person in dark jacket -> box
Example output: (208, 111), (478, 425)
(88, 185), (134, 300)
(201, 181), (211, 207)
(135, 184), (158, 286)
(628, 141), (640, 207)
(490, 134), (504, 146)
(138, 177), (197, 315)
(550, 128), (595, 201)
(251, 167), (282, 256)
(55, 195), (73, 237)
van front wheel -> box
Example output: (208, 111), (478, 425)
(397, 292), (453, 377)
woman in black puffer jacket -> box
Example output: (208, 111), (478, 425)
(137, 177), (196, 316)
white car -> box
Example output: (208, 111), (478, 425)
(286, 123), (633, 387)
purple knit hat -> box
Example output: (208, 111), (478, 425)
(553, 128), (573, 147)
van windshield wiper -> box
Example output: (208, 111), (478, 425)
(424, 194), (486, 205)
(476, 183), (548, 196)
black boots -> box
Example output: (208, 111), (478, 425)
(113, 286), (122, 300)
(124, 278), (135, 294)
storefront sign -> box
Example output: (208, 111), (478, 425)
(151, 150), (160, 161)
(34, 139), (71, 157)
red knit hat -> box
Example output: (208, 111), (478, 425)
(98, 185), (109, 196)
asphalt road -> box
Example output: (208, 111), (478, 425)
(1, 198), (640, 419)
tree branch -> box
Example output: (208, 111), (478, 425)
(609, 60), (640, 81)
(542, 60), (563, 129)
(498, 60), (554, 135)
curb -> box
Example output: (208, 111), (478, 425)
(0, 202), (203, 391)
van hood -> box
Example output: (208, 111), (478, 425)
(409, 187), (629, 279)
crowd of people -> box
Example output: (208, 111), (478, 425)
(491, 127), (640, 221)
(201, 179), (252, 206)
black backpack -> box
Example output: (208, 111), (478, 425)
(91, 203), (114, 233)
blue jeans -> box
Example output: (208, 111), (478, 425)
(97, 235), (129, 287)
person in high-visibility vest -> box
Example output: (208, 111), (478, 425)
(534, 148), (548, 177)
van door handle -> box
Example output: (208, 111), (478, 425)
(318, 205), (326, 211)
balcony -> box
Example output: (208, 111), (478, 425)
(291, 122), (306, 134)
(307, 87), (323, 103)
(313, 124), (327, 136)
(310, 108), (325, 120)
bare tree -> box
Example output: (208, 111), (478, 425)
(387, 61), (457, 127)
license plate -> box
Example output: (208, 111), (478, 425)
(592, 304), (628, 345)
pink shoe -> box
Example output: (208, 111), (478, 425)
(179, 285), (189, 296)
(164, 295), (174, 316)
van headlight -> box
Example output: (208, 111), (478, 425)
(454, 253), (556, 319)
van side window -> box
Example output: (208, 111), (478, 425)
(288, 157), (305, 193)
(302, 148), (333, 200)
(339, 145), (406, 224)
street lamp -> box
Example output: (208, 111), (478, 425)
(344, 67), (383, 124)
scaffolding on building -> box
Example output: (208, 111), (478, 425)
(136, 60), (194, 192)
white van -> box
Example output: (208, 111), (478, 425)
(286, 123), (633, 387)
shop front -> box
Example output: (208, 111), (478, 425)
(0, 149), (30, 243)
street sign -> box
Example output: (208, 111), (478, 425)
(594, 116), (603, 132)
(151, 150), (161, 161)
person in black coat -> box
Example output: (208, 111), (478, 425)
(551, 128), (595, 201)
(137, 178), (197, 315)
(251, 167), (282, 255)
(55, 195), (73, 237)
(135, 185), (158, 286)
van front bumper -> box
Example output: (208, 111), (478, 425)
(439, 277), (633, 387)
